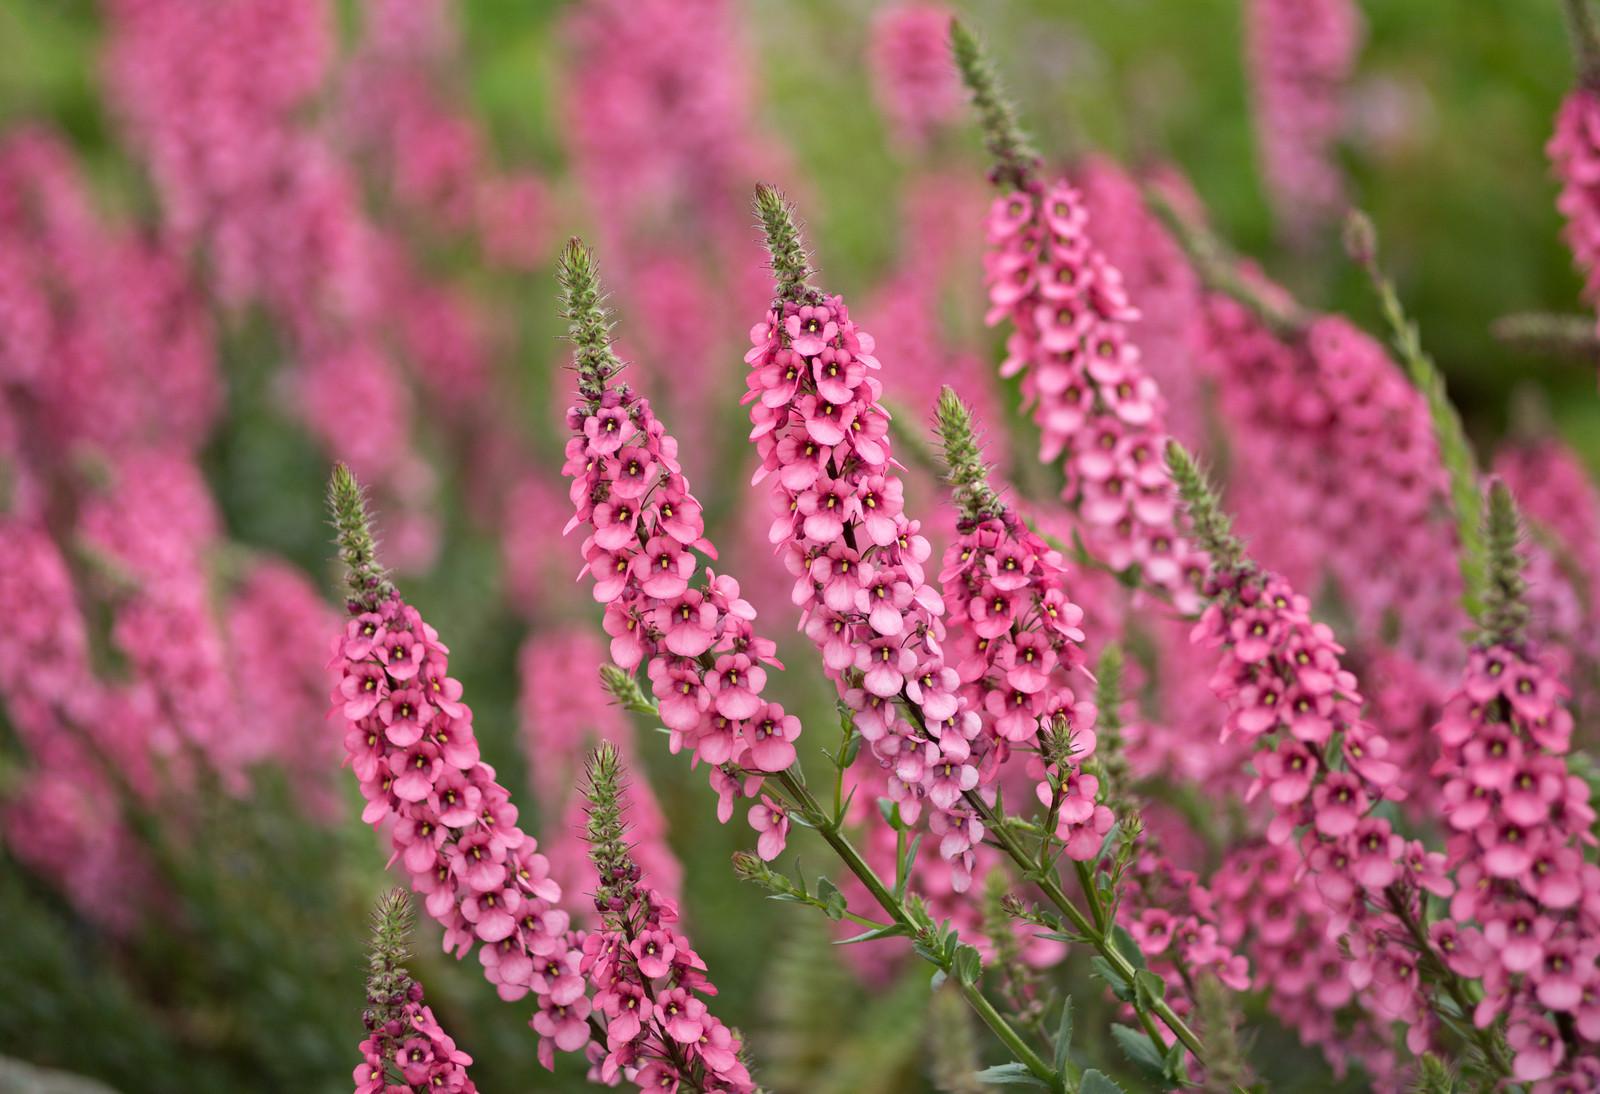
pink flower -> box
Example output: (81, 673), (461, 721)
(747, 796), (790, 861)
(1509, 1015), (1565, 1082)
(744, 703), (800, 772)
(532, 996), (593, 1053)
(655, 987), (707, 1044)
(706, 652), (765, 719)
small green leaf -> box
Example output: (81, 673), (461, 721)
(954, 943), (982, 987)
(1133, 969), (1166, 1007)
(816, 877), (846, 920)
(1078, 1070), (1126, 1094)
(1163, 1040), (1189, 1085)
(1111, 926), (1147, 973)
(1090, 957), (1131, 1002)
(878, 798), (903, 829)
(973, 1062), (1051, 1088)
(1110, 1025), (1166, 1082)
(1052, 996), (1073, 1074)
(895, 834), (923, 901)
(833, 922), (909, 945)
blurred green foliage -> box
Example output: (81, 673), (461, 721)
(0, 1), (1595, 1091)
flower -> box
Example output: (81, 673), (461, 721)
(981, 179), (1206, 609)
(329, 468), (589, 1068)
(749, 187), (987, 884)
(580, 745), (756, 1091)
(357, 890), (479, 1094)
(1245, 0), (1362, 243)
(869, 4), (964, 150)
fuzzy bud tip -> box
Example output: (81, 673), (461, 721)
(327, 464), (393, 610)
(935, 386), (1003, 521)
(754, 184), (813, 302)
(557, 236), (626, 404)
(948, 17), (1038, 190)
(1165, 441), (1243, 574)
(1481, 477), (1530, 646)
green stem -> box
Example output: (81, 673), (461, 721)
(1142, 186), (1308, 338)
(1348, 213), (1486, 619)
(966, 790), (1209, 1063)
(773, 770), (1061, 1089)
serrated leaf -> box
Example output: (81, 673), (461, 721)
(1052, 996), (1073, 1074)
(1090, 956), (1131, 1002)
(1111, 1025), (1166, 1082)
(816, 877), (846, 920)
(972, 1062), (1051, 1088)
(1078, 1069), (1126, 1094)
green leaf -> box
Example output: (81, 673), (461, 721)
(895, 834), (923, 901)
(1110, 926), (1147, 973)
(833, 923), (909, 946)
(973, 1062), (1051, 1088)
(1162, 1040), (1188, 1085)
(953, 943), (982, 987)
(816, 877), (846, 921)
(1051, 996), (1073, 1074)
(1133, 970), (1166, 1007)
(877, 798), (902, 830)
(1110, 1025), (1166, 1082)
(1090, 957), (1131, 1002)
(1078, 1070), (1127, 1094)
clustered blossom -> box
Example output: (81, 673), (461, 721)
(105, 0), (443, 571)
(355, 989), (477, 1094)
(579, 746), (756, 1091)
(870, 3), (966, 151)
(1189, 553), (1448, 1056)
(1212, 841), (1400, 1081)
(939, 511), (1107, 857)
(0, 522), (149, 932)
(1549, 85), (1600, 320)
(1076, 157), (1208, 450)
(1430, 642), (1600, 1085)
(561, 0), (775, 478)
(1245, 0), (1362, 243)
(0, 129), (219, 457)
(982, 179), (1206, 609)
(745, 201), (987, 888)
(340, 0), (549, 267)
(355, 890), (478, 1094)
(561, 243), (799, 852)
(1122, 845), (1252, 1031)
(518, 628), (682, 917)
(329, 575), (586, 1069)
(1200, 299), (1466, 682)
(76, 452), (243, 786)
